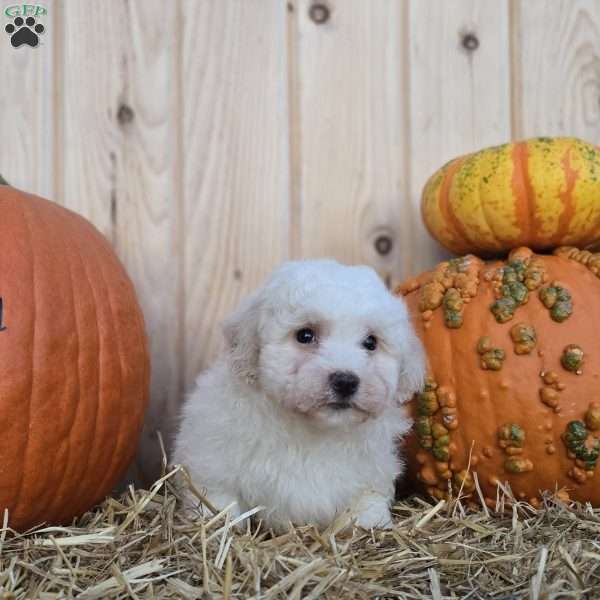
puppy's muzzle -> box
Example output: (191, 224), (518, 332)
(328, 371), (360, 408)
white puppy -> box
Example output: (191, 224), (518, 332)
(173, 260), (425, 531)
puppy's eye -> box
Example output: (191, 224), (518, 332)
(296, 328), (316, 344)
(362, 335), (377, 351)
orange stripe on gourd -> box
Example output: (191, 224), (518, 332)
(436, 158), (473, 255)
(511, 141), (538, 246)
(552, 148), (578, 247)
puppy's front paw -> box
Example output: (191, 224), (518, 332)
(356, 505), (393, 530)
(353, 492), (394, 529)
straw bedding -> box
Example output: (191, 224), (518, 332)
(1, 465), (599, 599)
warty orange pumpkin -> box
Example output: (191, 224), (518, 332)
(421, 137), (600, 256)
(0, 183), (149, 530)
(397, 246), (600, 507)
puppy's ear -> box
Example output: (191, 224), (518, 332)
(222, 292), (262, 384)
(396, 328), (427, 403)
(389, 295), (427, 402)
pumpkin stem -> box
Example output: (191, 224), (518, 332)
(0, 174), (9, 186)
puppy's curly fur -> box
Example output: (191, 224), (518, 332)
(173, 260), (425, 531)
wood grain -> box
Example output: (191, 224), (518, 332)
(181, 0), (290, 386)
(292, 0), (411, 284)
(0, 0), (55, 196)
(513, 0), (600, 140)
(56, 1), (124, 237)
(116, 1), (182, 482)
(408, 0), (512, 275)
(57, 1), (181, 483)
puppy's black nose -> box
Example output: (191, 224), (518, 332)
(329, 371), (360, 398)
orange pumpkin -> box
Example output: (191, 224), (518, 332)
(397, 246), (600, 507)
(0, 184), (149, 530)
(421, 137), (600, 256)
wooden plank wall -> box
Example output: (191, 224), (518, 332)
(1, 0), (600, 482)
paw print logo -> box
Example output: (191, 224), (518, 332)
(5, 16), (45, 48)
